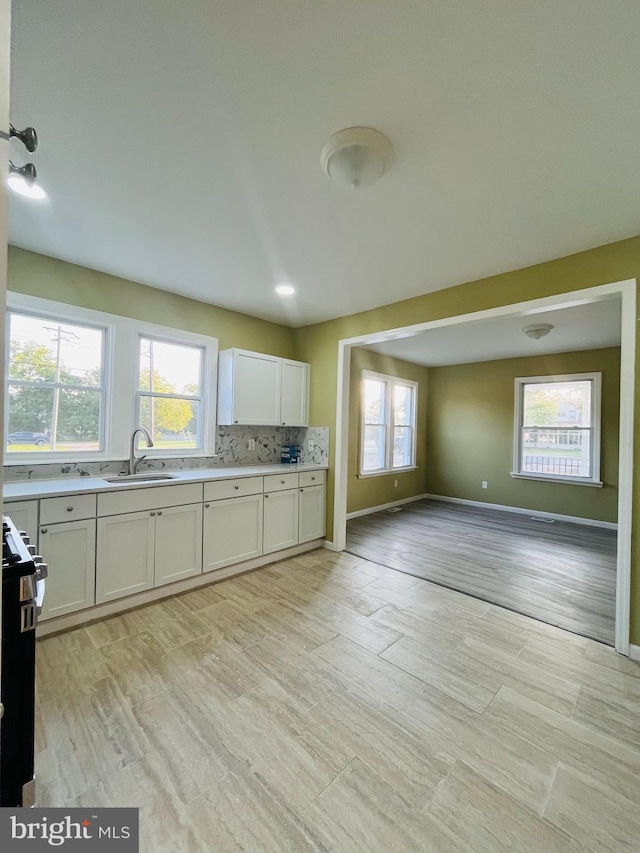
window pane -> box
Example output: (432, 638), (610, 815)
(139, 337), (202, 395)
(57, 389), (102, 450)
(393, 427), (413, 468)
(7, 384), (53, 452)
(362, 424), (386, 471)
(138, 396), (200, 450)
(393, 384), (413, 426)
(521, 380), (592, 477)
(364, 378), (385, 424)
(9, 313), (103, 387)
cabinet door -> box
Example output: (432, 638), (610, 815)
(39, 519), (96, 620)
(154, 503), (203, 587)
(96, 511), (155, 604)
(203, 494), (263, 572)
(233, 350), (281, 425)
(5, 500), (39, 547)
(263, 489), (299, 554)
(281, 360), (309, 426)
(298, 485), (326, 543)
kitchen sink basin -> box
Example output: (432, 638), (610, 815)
(104, 473), (178, 483)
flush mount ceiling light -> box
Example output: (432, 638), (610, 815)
(321, 127), (393, 190)
(275, 284), (295, 296)
(523, 323), (554, 340)
(7, 162), (47, 200)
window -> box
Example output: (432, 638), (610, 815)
(5, 293), (218, 462)
(513, 373), (602, 485)
(360, 371), (417, 475)
(6, 311), (106, 455)
(137, 336), (204, 451)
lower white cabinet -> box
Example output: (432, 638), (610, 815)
(155, 503), (203, 587)
(96, 511), (155, 604)
(263, 488), (299, 554)
(39, 519), (96, 620)
(203, 494), (263, 572)
(298, 485), (326, 543)
(6, 500), (39, 549)
(96, 504), (203, 602)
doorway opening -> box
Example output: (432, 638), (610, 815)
(333, 280), (635, 653)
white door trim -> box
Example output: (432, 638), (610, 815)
(333, 278), (635, 655)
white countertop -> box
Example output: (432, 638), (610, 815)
(3, 462), (328, 501)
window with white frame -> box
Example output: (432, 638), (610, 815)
(137, 336), (205, 451)
(6, 311), (107, 455)
(5, 293), (218, 462)
(513, 373), (602, 485)
(360, 370), (417, 475)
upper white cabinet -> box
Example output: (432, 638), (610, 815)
(217, 348), (309, 426)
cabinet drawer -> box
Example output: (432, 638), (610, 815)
(98, 483), (203, 516)
(299, 470), (325, 488)
(40, 493), (97, 524)
(204, 476), (264, 501)
(264, 472), (299, 492)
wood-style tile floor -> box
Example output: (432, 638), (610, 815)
(35, 550), (640, 852)
(347, 500), (617, 644)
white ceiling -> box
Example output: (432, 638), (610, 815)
(8, 2), (640, 327)
(362, 298), (621, 367)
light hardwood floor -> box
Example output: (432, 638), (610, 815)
(35, 550), (640, 852)
(347, 499), (617, 644)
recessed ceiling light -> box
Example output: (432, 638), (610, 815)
(275, 284), (295, 296)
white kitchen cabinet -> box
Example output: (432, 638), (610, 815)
(154, 503), (202, 587)
(280, 359), (309, 426)
(97, 502), (204, 602)
(263, 488), (299, 554)
(298, 484), (326, 543)
(218, 349), (281, 425)
(203, 494), (263, 572)
(5, 500), (39, 546)
(96, 511), (155, 604)
(38, 519), (96, 620)
(217, 348), (309, 426)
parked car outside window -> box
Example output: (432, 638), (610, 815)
(7, 431), (50, 446)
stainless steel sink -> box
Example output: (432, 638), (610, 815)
(104, 473), (177, 483)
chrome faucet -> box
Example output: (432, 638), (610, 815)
(129, 427), (153, 475)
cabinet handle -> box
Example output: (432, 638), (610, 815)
(280, 480), (285, 484)
(300, 488), (304, 493)
(204, 503), (210, 508)
(234, 485), (239, 490)
(282, 422), (285, 425)
(265, 494), (269, 499)
(311, 476), (316, 481)
(157, 511), (163, 516)
(235, 420), (238, 424)
(40, 527), (47, 534)
(66, 506), (74, 512)
(150, 511), (156, 516)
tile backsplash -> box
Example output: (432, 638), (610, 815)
(3, 426), (329, 481)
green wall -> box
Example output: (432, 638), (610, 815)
(7, 247), (297, 357)
(347, 348), (428, 514)
(293, 235), (640, 644)
(425, 348), (620, 523)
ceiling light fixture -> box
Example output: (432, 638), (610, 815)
(8, 162), (47, 200)
(321, 127), (393, 190)
(523, 323), (554, 340)
(275, 284), (295, 296)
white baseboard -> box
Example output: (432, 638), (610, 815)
(422, 493), (617, 531)
(322, 539), (340, 551)
(36, 539), (323, 638)
(629, 645), (640, 662)
(346, 494), (429, 520)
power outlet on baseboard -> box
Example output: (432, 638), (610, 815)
(481, 481), (488, 490)
(394, 479), (398, 488)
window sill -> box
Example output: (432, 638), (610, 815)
(357, 466), (418, 479)
(510, 472), (603, 488)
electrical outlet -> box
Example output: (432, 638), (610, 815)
(248, 439), (256, 450)
(308, 440), (314, 452)
(481, 481), (488, 490)
(394, 479), (398, 487)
